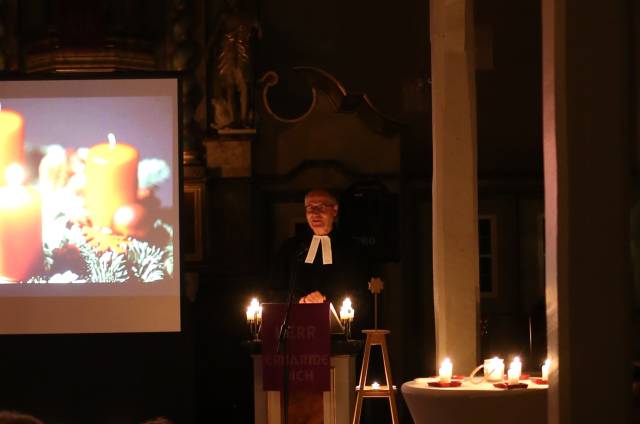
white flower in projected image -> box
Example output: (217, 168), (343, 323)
(138, 158), (170, 189)
(48, 271), (86, 284)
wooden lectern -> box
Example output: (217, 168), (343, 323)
(249, 303), (362, 424)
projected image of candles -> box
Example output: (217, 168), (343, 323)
(0, 100), (175, 285)
(0, 104), (25, 185)
(0, 164), (43, 282)
(85, 133), (139, 229)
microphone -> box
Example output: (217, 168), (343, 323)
(294, 242), (308, 262)
(279, 242), (305, 354)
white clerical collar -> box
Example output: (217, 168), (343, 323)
(305, 235), (333, 265)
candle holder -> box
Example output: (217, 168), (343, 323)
(341, 317), (352, 340)
(339, 297), (355, 340)
(246, 298), (262, 341)
(248, 315), (262, 341)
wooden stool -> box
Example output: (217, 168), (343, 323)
(352, 329), (400, 424)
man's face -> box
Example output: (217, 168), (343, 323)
(305, 192), (338, 235)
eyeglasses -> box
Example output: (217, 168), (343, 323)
(305, 203), (336, 213)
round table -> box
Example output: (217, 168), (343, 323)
(401, 377), (548, 424)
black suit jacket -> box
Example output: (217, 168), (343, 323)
(269, 228), (378, 336)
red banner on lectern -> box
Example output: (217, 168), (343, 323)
(261, 303), (330, 392)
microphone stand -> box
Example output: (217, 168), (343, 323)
(278, 245), (303, 424)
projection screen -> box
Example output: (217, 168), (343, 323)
(0, 76), (181, 334)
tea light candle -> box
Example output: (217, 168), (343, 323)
(340, 297), (355, 321)
(541, 358), (551, 381)
(371, 382), (380, 390)
(486, 357), (505, 382)
(85, 133), (139, 229)
(0, 164), (42, 282)
(0, 104), (24, 185)
(438, 357), (453, 383)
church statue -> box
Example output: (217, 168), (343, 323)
(209, 0), (262, 130)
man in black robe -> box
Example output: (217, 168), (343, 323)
(270, 188), (378, 336)
(268, 188), (380, 424)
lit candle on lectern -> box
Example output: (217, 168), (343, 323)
(85, 133), (139, 228)
(0, 104), (25, 185)
(439, 358), (453, 383)
(541, 358), (551, 381)
(0, 164), (42, 282)
(246, 298), (261, 323)
(340, 297), (355, 321)
(507, 357), (522, 384)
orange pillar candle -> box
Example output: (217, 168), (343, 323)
(0, 164), (43, 282)
(85, 133), (139, 229)
(0, 105), (25, 185)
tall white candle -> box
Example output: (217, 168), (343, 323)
(507, 368), (519, 385)
(541, 358), (551, 380)
(507, 357), (522, 384)
(439, 357), (453, 383)
(510, 357), (522, 375)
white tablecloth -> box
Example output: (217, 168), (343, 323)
(401, 377), (547, 424)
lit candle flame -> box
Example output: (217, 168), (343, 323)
(340, 297), (355, 321)
(5, 163), (25, 187)
(246, 298), (261, 322)
(108, 133), (117, 148)
(507, 356), (522, 384)
(371, 382), (380, 390)
(439, 357), (453, 383)
(541, 358), (551, 380)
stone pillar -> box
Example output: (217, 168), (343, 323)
(542, 0), (633, 422)
(430, 0), (479, 373)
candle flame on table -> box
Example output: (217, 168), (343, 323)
(541, 358), (551, 380)
(438, 357), (453, 383)
(5, 163), (25, 187)
(108, 133), (117, 148)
